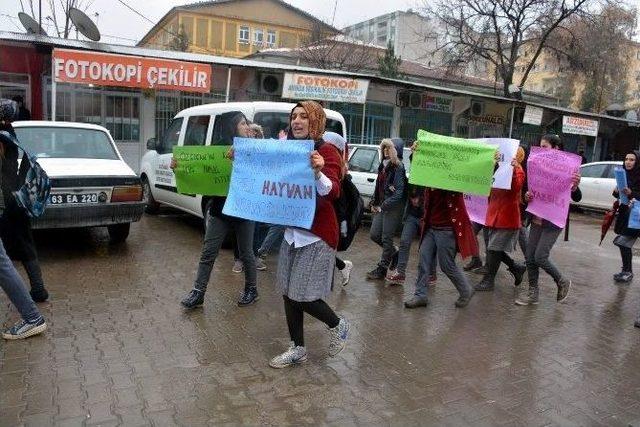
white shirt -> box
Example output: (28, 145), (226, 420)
(284, 172), (332, 248)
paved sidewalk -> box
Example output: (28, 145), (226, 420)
(2, 212), (640, 426)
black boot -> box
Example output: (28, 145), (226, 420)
(238, 286), (259, 307)
(475, 250), (501, 291)
(508, 263), (527, 287)
(181, 289), (205, 309)
(24, 260), (48, 302)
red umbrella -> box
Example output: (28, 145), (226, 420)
(600, 200), (620, 246)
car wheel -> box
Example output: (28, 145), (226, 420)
(142, 176), (160, 214)
(108, 223), (130, 243)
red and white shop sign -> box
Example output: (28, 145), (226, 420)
(52, 49), (212, 93)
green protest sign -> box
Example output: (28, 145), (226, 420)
(173, 145), (232, 196)
(409, 130), (497, 196)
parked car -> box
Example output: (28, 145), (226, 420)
(12, 121), (145, 242)
(573, 161), (621, 211)
(140, 101), (346, 221)
(348, 143), (412, 210)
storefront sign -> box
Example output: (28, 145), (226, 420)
(523, 105), (543, 125)
(562, 115), (599, 137)
(421, 93), (453, 113)
(52, 49), (212, 93)
(469, 115), (505, 125)
(282, 72), (369, 104)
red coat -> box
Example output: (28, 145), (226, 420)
(421, 189), (479, 260)
(485, 166), (525, 230)
(310, 143), (341, 249)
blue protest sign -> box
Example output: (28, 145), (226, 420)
(222, 138), (316, 229)
(614, 166), (629, 204)
(629, 204), (640, 229)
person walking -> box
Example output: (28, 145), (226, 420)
(475, 150), (526, 291)
(0, 99), (48, 303)
(269, 101), (349, 369)
(366, 138), (406, 280)
(177, 111), (258, 308)
(612, 150), (640, 284)
(515, 136), (580, 305)
(0, 100), (46, 340)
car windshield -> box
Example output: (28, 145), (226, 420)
(13, 127), (119, 160)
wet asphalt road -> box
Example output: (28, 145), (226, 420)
(2, 210), (640, 426)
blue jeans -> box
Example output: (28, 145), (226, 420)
(257, 225), (285, 257)
(0, 239), (40, 323)
(414, 228), (472, 299)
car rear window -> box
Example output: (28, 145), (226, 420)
(14, 127), (119, 160)
(253, 111), (344, 139)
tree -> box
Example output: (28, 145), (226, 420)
(378, 41), (402, 79)
(298, 35), (378, 73)
(546, 4), (636, 111)
(424, 0), (598, 97)
(19, 0), (96, 38)
(168, 24), (190, 52)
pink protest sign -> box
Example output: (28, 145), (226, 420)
(526, 146), (581, 228)
(463, 194), (488, 225)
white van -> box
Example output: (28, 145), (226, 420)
(140, 101), (347, 219)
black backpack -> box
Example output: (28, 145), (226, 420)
(336, 174), (364, 252)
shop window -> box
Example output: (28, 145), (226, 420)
(183, 115), (210, 146)
(239, 26), (250, 44)
(105, 95), (140, 142)
(75, 91), (101, 125)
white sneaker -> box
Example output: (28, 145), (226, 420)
(340, 260), (353, 286)
(328, 317), (350, 357)
(232, 259), (243, 273)
(256, 256), (267, 271)
(269, 342), (308, 368)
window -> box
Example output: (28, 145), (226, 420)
(159, 118), (183, 154)
(239, 26), (249, 44)
(211, 111), (246, 145)
(267, 30), (276, 47)
(348, 147), (378, 173)
(14, 127), (119, 160)
(580, 163), (608, 178)
(254, 29), (264, 46)
(183, 115), (210, 146)
(253, 112), (344, 139)
(105, 95), (139, 141)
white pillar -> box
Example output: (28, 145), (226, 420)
(225, 67), (232, 103)
(392, 105), (401, 138)
(360, 102), (367, 144)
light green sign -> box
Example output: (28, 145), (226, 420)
(173, 145), (232, 196)
(409, 130), (497, 196)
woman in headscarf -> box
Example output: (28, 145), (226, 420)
(475, 147), (526, 292)
(516, 137), (581, 306)
(0, 99), (46, 340)
(612, 150), (640, 284)
(269, 101), (349, 369)
(177, 111), (259, 308)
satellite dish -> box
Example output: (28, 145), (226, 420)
(68, 7), (100, 41)
(18, 12), (47, 36)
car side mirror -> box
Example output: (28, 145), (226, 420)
(146, 137), (157, 151)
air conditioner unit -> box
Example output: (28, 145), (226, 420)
(470, 100), (485, 117)
(260, 73), (283, 95)
(410, 92), (422, 109)
(396, 90), (410, 108)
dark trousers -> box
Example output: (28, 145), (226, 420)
(283, 296), (339, 347)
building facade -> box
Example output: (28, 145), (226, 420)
(137, 0), (337, 58)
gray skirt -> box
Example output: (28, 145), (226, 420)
(487, 228), (519, 252)
(277, 239), (336, 302)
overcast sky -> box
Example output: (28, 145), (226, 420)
(0, 0), (417, 45)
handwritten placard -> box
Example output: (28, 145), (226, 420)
(222, 138), (316, 228)
(409, 130), (497, 196)
(614, 166), (629, 205)
(526, 146), (581, 228)
(173, 146), (232, 196)
(463, 194), (489, 225)
(473, 137), (519, 190)
(629, 204), (640, 229)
